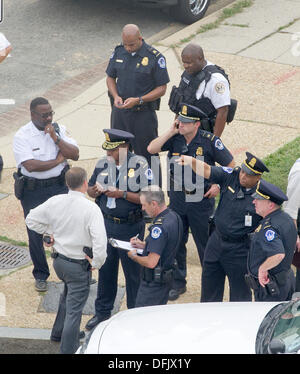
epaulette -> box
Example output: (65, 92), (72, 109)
(146, 45), (161, 58)
(200, 131), (216, 142)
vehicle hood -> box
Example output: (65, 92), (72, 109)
(86, 302), (279, 354)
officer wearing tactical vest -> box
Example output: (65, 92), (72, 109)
(128, 186), (183, 307)
(176, 152), (269, 302)
(248, 180), (297, 301)
(85, 129), (154, 330)
(148, 103), (235, 301)
(169, 43), (236, 138)
(106, 24), (169, 171)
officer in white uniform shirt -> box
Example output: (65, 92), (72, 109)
(25, 167), (107, 354)
(168, 43), (231, 137)
(13, 97), (79, 292)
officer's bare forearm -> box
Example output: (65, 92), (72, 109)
(140, 85), (167, 102)
(106, 76), (119, 98)
(56, 140), (79, 161)
(22, 158), (62, 173)
(147, 128), (175, 154)
(124, 191), (141, 205)
(213, 106), (228, 138)
(191, 158), (211, 179)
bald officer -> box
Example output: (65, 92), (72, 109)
(169, 43), (233, 137)
(106, 24), (169, 167)
(247, 180), (297, 301)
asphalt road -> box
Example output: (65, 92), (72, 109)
(0, 0), (225, 115)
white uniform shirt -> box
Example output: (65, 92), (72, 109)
(25, 190), (107, 269)
(13, 121), (78, 179)
(283, 158), (300, 220)
(196, 61), (231, 109)
(0, 32), (11, 54)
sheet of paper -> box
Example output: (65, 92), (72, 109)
(109, 238), (143, 254)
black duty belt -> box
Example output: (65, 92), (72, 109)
(56, 253), (87, 265)
(23, 165), (69, 190)
(103, 210), (143, 224)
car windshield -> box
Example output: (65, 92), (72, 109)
(271, 300), (300, 353)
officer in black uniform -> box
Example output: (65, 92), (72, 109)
(128, 186), (183, 307)
(85, 129), (154, 330)
(246, 180), (297, 301)
(106, 24), (169, 170)
(168, 43), (236, 138)
(176, 151), (269, 302)
(148, 103), (235, 301)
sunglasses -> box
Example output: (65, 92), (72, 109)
(32, 110), (55, 119)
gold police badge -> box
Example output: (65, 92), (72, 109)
(196, 147), (203, 156)
(128, 168), (135, 178)
(141, 57), (148, 66)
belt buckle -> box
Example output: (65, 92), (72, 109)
(113, 217), (121, 224)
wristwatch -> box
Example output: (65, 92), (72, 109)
(138, 97), (144, 105)
(123, 191), (127, 200)
(55, 135), (61, 145)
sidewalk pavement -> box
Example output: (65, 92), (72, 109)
(0, 0), (300, 335)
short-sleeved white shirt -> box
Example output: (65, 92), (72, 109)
(196, 61), (231, 110)
(13, 121), (78, 179)
(0, 32), (11, 53)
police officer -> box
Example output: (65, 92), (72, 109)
(128, 186), (183, 307)
(85, 129), (154, 330)
(177, 152), (269, 302)
(148, 103), (235, 301)
(247, 180), (297, 301)
(169, 43), (234, 137)
(13, 97), (79, 292)
(106, 24), (169, 168)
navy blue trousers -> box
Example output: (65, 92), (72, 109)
(21, 182), (68, 280)
(201, 230), (252, 302)
(169, 194), (214, 290)
(95, 219), (145, 316)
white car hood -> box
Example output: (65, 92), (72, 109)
(87, 302), (279, 354)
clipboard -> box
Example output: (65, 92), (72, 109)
(109, 238), (143, 255)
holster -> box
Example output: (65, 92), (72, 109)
(13, 170), (25, 200)
(227, 99), (238, 123)
(244, 273), (259, 290)
(168, 85), (183, 114)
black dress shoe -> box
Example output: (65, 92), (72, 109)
(168, 286), (187, 301)
(85, 314), (110, 331)
(50, 330), (85, 342)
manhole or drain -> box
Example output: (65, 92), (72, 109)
(0, 243), (31, 269)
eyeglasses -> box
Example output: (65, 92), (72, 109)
(32, 111), (55, 119)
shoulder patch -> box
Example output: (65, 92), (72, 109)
(158, 56), (166, 68)
(265, 229), (276, 242)
(145, 168), (154, 180)
(215, 138), (224, 150)
(151, 226), (162, 239)
(222, 166), (233, 173)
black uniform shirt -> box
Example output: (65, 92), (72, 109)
(210, 166), (262, 239)
(106, 40), (170, 99)
(89, 152), (153, 218)
(142, 208), (182, 270)
(249, 209), (297, 277)
(162, 129), (233, 194)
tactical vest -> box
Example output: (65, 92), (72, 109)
(169, 64), (230, 116)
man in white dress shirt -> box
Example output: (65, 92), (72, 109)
(25, 167), (107, 354)
(13, 97), (79, 292)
